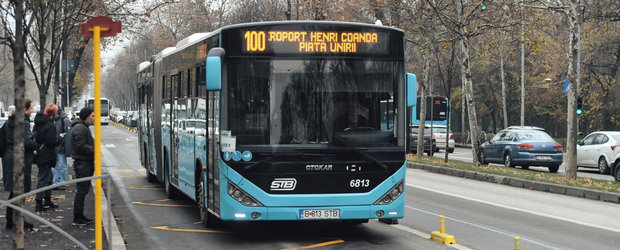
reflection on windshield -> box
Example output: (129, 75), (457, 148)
(227, 59), (400, 147)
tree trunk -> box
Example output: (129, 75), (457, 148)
(500, 43), (508, 128)
(564, 1), (581, 180)
(459, 34), (482, 166)
(416, 53), (430, 157)
(12, 0), (26, 247)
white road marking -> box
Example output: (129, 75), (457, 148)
(105, 144), (116, 148)
(406, 183), (620, 235)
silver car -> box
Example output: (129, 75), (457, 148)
(431, 125), (455, 153)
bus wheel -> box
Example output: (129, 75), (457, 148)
(164, 155), (178, 199)
(197, 170), (221, 227)
(146, 169), (157, 183)
(198, 172), (210, 227)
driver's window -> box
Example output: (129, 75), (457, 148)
(492, 132), (506, 142)
(594, 134), (607, 145)
(583, 134), (597, 145)
(502, 132), (514, 141)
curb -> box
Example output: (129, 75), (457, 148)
(94, 172), (127, 250)
(407, 162), (620, 204)
(110, 121), (137, 133)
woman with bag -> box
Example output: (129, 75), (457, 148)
(32, 104), (64, 212)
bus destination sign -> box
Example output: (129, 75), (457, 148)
(243, 30), (387, 55)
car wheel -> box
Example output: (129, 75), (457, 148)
(598, 157), (610, 174)
(481, 151), (488, 165)
(448, 148), (454, 153)
(504, 153), (514, 168)
(548, 165), (560, 173)
(521, 165), (529, 170)
(615, 165), (620, 182)
(427, 150), (434, 156)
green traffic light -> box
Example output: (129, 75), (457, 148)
(576, 109), (582, 115)
(482, 6), (487, 10)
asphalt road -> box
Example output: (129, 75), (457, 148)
(433, 147), (615, 181)
(100, 125), (452, 250)
(405, 169), (620, 249)
(100, 125), (620, 249)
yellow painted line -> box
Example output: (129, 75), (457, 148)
(281, 239), (345, 250)
(109, 169), (135, 173)
(156, 198), (172, 202)
(137, 169), (146, 172)
(132, 201), (195, 207)
(119, 175), (144, 179)
(151, 225), (228, 234)
(127, 187), (164, 190)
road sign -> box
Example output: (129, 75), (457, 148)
(564, 80), (569, 93)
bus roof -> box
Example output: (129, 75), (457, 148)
(220, 20), (403, 33)
(137, 61), (150, 73)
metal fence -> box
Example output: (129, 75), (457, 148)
(0, 174), (113, 250)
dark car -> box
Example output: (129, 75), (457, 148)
(481, 126), (563, 173)
(408, 125), (436, 156)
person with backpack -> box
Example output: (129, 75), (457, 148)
(32, 104), (64, 212)
(1, 99), (36, 230)
(53, 109), (71, 190)
(71, 107), (95, 226)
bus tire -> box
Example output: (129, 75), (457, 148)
(197, 171), (221, 227)
(164, 151), (178, 199)
(145, 145), (156, 183)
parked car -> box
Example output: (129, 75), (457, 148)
(577, 131), (620, 174)
(480, 126), (563, 173)
(431, 125), (455, 153)
(126, 111), (138, 127)
(115, 111), (127, 124)
(408, 124), (436, 156)
(611, 149), (620, 181)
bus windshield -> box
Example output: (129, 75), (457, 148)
(225, 58), (400, 149)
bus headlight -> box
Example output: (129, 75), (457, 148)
(374, 181), (404, 205)
(228, 181), (263, 207)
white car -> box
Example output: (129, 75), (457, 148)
(431, 125), (455, 153)
(577, 131), (620, 174)
(612, 149), (620, 181)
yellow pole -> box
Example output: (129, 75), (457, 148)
(93, 25), (103, 250)
(440, 215), (445, 234)
(514, 236), (520, 250)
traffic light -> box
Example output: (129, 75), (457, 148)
(59, 85), (66, 97)
(576, 96), (583, 115)
(69, 85), (78, 103)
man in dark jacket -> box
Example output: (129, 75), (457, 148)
(71, 107), (95, 226)
(53, 109), (71, 189)
(2, 99), (36, 230)
(32, 104), (64, 212)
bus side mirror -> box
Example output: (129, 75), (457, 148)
(406, 73), (417, 108)
(206, 48), (225, 91)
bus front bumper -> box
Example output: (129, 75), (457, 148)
(219, 192), (405, 221)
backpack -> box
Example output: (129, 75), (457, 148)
(0, 123), (6, 157)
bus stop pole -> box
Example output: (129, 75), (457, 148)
(92, 25), (104, 250)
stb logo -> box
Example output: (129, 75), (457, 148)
(270, 178), (297, 191)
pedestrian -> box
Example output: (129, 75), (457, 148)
(32, 104), (63, 212)
(71, 107), (95, 226)
(53, 108), (71, 190)
(2, 99), (36, 230)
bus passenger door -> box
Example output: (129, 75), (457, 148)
(178, 99), (196, 195)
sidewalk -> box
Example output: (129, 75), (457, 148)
(0, 159), (111, 249)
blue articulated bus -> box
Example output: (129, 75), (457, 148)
(136, 21), (416, 227)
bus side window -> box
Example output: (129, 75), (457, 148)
(196, 65), (206, 98)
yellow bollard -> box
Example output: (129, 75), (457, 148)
(431, 215), (456, 245)
(514, 236), (520, 250)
